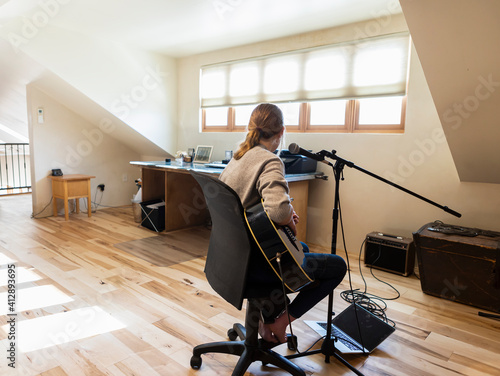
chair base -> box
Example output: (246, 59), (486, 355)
(191, 338), (305, 376)
(191, 302), (305, 376)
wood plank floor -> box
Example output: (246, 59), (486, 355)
(0, 194), (499, 376)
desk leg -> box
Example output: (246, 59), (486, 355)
(51, 181), (58, 217)
(63, 199), (69, 221)
(87, 179), (92, 218)
(63, 182), (69, 221)
(76, 199), (80, 214)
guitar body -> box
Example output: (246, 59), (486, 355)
(244, 200), (314, 292)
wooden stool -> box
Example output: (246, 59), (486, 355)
(48, 174), (95, 220)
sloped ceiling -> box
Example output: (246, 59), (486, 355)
(30, 72), (168, 158)
(400, 0), (500, 184)
(0, 38), (43, 143)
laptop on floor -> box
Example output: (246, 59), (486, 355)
(304, 303), (395, 354)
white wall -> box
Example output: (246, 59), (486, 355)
(8, 20), (180, 217)
(27, 84), (142, 217)
(177, 15), (500, 251)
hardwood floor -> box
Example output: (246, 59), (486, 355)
(0, 194), (499, 376)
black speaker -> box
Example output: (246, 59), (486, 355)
(364, 232), (415, 276)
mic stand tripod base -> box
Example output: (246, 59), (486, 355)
(321, 337), (365, 376)
(285, 336), (365, 376)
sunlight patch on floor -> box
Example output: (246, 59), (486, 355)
(0, 285), (73, 315)
(0, 252), (16, 267)
(0, 266), (42, 287)
(1, 306), (126, 353)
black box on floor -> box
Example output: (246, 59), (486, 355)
(413, 221), (500, 313)
(364, 232), (415, 276)
(140, 199), (165, 232)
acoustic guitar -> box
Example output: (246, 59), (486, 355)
(244, 200), (314, 292)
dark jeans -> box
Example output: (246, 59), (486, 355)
(289, 250), (347, 318)
(249, 242), (347, 322)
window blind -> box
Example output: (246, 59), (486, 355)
(200, 32), (410, 108)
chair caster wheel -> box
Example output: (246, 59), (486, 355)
(228, 328), (238, 341)
(287, 335), (298, 351)
(190, 355), (202, 369)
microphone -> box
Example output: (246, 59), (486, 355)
(288, 143), (333, 166)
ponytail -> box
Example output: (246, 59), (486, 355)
(233, 103), (284, 160)
(234, 129), (261, 160)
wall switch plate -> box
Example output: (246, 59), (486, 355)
(37, 108), (44, 124)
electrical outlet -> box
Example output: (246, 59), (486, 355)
(122, 173), (128, 182)
(97, 184), (105, 191)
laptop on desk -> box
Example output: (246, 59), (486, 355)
(305, 303), (395, 354)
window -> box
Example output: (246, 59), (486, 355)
(356, 96), (406, 132)
(203, 95), (405, 133)
(276, 103), (301, 128)
(307, 99), (348, 132)
(201, 32), (409, 133)
(204, 106), (229, 127)
(234, 104), (254, 127)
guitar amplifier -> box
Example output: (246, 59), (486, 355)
(364, 232), (415, 276)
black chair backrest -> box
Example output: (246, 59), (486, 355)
(190, 171), (253, 310)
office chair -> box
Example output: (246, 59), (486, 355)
(189, 171), (306, 376)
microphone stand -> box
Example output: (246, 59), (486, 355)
(286, 149), (461, 375)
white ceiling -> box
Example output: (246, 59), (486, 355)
(0, 0), (403, 143)
(0, 0), (402, 57)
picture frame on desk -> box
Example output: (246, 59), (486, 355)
(193, 145), (213, 163)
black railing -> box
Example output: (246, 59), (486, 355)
(0, 143), (31, 193)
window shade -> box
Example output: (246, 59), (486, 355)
(200, 32), (410, 108)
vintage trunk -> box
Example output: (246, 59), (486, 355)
(413, 221), (500, 313)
